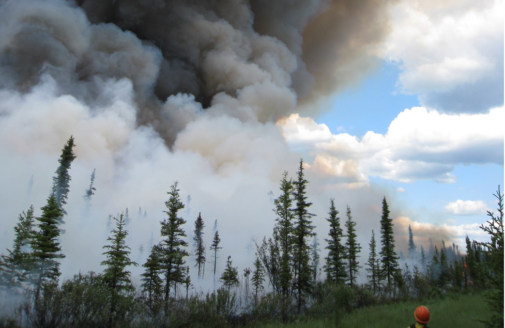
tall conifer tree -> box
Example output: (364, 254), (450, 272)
(292, 159), (315, 313)
(0, 206), (35, 290)
(83, 169), (96, 216)
(141, 245), (163, 312)
(310, 235), (320, 283)
(366, 230), (379, 293)
(193, 212), (206, 278)
(345, 205), (361, 287)
(379, 197), (399, 287)
(476, 186), (503, 327)
(159, 182), (188, 308)
(273, 171), (294, 304)
(324, 199), (347, 284)
(209, 231), (222, 285)
(408, 225), (416, 261)
(220, 256), (239, 291)
(251, 255), (264, 307)
(52, 136), (76, 218)
(31, 193), (65, 300)
(101, 214), (138, 328)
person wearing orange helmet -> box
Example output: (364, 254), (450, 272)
(407, 305), (430, 328)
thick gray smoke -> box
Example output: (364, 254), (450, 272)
(0, 0), (396, 144)
(0, 0), (419, 292)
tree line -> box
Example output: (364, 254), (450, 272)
(0, 137), (502, 328)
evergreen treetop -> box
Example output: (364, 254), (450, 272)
(220, 256), (239, 291)
(292, 159), (315, 313)
(324, 199), (347, 284)
(408, 224), (416, 260)
(101, 214), (138, 293)
(251, 255), (264, 307)
(273, 171), (294, 303)
(159, 182), (189, 306)
(53, 136), (76, 217)
(345, 205), (361, 287)
(209, 230), (222, 277)
(379, 197), (399, 287)
(0, 206), (35, 290)
(366, 230), (379, 293)
(31, 192), (65, 299)
(193, 212), (206, 279)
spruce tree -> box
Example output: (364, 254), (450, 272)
(101, 214), (138, 328)
(273, 171), (294, 304)
(83, 169), (96, 216)
(193, 212), (206, 279)
(379, 197), (399, 287)
(366, 230), (379, 293)
(52, 136), (76, 218)
(345, 205), (361, 287)
(465, 235), (479, 286)
(292, 159), (316, 313)
(408, 225), (416, 261)
(429, 246), (440, 286)
(31, 193), (65, 300)
(476, 186), (503, 327)
(141, 245), (163, 312)
(420, 245), (426, 271)
(159, 182), (189, 308)
(209, 231), (222, 284)
(251, 255), (264, 307)
(220, 256), (239, 291)
(324, 199), (347, 284)
(0, 206), (35, 290)
(439, 247), (449, 287)
(310, 235), (320, 283)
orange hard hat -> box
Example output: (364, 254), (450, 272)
(414, 306), (430, 324)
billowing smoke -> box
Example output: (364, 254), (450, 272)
(0, 0), (407, 290)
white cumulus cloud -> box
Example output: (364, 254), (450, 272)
(278, 106), (504, 183)
(378, 0), (504, 113)
(445, 200), (489, 215)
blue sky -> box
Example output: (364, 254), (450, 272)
(316, 60), (503, 227)
(279, 0), (503, 248)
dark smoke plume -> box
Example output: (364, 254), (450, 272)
(0, 0), (396, 145)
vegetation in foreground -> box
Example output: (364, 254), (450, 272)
(0, 137), (502, 327)
(260, 291), (490, 328)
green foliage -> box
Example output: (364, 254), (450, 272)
(324, 199), (347, 284)
(408, 224), (416, 260)
(101, 214), (138, 328)
(82, 169), (96, 216)
(220, 256), (239, 291)
(477, 186), (504, 328)
(345, 206), (361, 287)
(159, 182), (189, 307)
(292, 159), (316, 313)
(273, 171), (294, 303)
(209, 231), (222, 280)
(141, 245), (164, 314)
(30, 193), (65, 300)
(379, 197), (399, 287)
(255, 235), (280, 294)
(193, 212), (206, 279)
(251, 255), (265, 307)
(0, 206), (35, 291)
(52, 136), (76, 217)
(366, 230), (379, 293)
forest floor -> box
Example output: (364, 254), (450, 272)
(259, 291), (491, 328)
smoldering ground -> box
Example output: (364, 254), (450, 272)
(0, 0), (471, 293)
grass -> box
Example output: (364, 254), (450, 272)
(259, 292), (491, 328)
